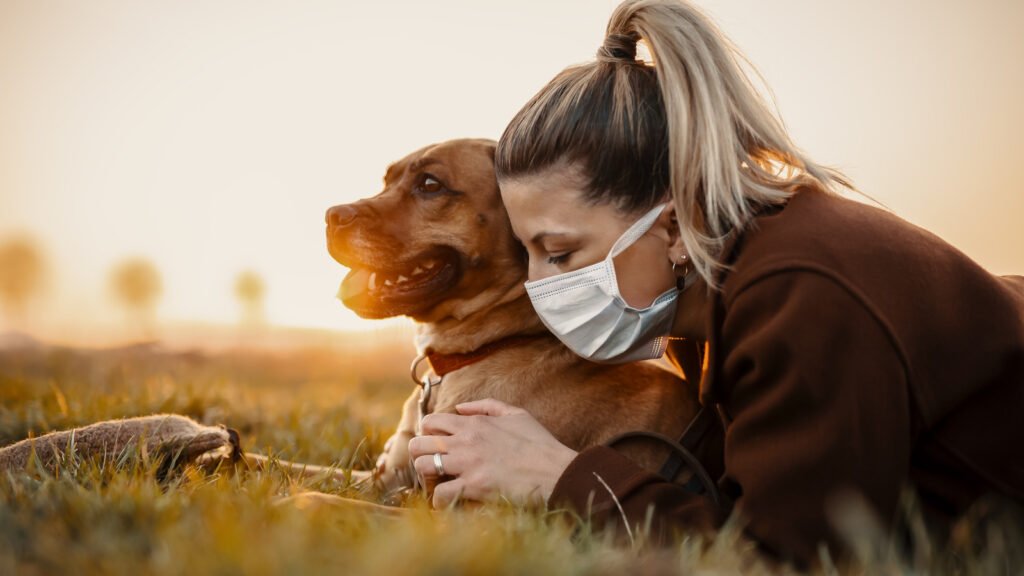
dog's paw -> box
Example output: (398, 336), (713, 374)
(152, 423), (244, 480)
(374, 436), (395, 475)
(373, 431), (418, 493)
(157, 424), (240, 461)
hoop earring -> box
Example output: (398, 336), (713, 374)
(671, 254), (691, 277)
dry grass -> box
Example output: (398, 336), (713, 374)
(0, 343), (1020, 575)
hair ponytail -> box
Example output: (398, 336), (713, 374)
(496, 0), (853, 287)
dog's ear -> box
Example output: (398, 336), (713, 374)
(479, 139), (497, 162)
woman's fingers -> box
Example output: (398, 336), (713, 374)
(432, 477), (471, 509)
(408, 434), (454, 460)
(406, 403), (575, 507)
(455, 398), (526, 417)
(418, 412), (464, 436)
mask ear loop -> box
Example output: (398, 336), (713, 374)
(605, 203), (673, 301)
(602, 202), (675, 301)
(607, 203), (671, 260)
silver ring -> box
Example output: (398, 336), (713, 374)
(432, 452), (446, 477)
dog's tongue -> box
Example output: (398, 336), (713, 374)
(338, 269), (371, 301)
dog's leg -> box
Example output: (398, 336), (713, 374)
(242, 453), (374, 483)
(242, 389), (422, 488)
(374, 388), (422, 492)
(273, 491), (411, 517)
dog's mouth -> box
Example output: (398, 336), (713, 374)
(337, 247), (462, 318)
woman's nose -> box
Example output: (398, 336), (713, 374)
(526, 261), (548, 283)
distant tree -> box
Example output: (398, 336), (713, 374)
(0, 236), (46, 330)
(109, 258), (162, 340)
(234, 270), (266, 329)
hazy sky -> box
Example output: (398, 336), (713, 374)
(1, 0), (1021, 336)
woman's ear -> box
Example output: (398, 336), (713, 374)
(655, 202), (687, 260)
(651, 203), (675, 241)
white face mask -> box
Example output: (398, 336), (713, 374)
(524, 203), (687, 364)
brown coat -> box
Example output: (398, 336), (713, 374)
(548, 186), (1024, 567)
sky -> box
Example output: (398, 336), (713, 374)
(0, 0), (1022, 338)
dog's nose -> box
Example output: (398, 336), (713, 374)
(326, 205), (359, 228)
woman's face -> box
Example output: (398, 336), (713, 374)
(499, 162), (679, 308)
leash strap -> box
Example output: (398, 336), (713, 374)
(657, 405), (717, 484)
(602, 423), (725, 513)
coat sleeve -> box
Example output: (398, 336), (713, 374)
(547, 270), (913, 567)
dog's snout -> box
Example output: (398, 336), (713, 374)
(326, 205), (359, 228)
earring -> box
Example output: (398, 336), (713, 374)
(671, 254), (690, 274)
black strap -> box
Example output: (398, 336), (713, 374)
(602, 426), (724, 513)
(658, 405), (717, 483)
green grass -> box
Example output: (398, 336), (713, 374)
(0, 343), (1020, 575)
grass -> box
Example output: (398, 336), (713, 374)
(0, 342), (1020, 575)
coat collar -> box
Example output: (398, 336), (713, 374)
(673, 193), (796, 406)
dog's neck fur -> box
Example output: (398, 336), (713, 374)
(414, 280), (548, 355)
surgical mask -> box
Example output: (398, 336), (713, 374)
(524, 203), (686, 364)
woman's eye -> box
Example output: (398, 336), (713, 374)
(417, 175), (445, 195)
(547, 252), (572, 265)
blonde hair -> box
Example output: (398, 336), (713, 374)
(495, 0), (853, 287)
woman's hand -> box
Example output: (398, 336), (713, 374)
(407, 398), (578, 508)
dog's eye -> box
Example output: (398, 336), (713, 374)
(417, 175), (446, 195)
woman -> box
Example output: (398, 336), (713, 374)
(408, 0), (1024, 567)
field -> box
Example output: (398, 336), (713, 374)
(0, 339), (1020, 575)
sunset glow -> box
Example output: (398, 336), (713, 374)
(1, 0), (1021, 345)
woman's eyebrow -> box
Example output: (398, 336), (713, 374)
(532, 232), (568, 244)
(509, 230), (571, 245)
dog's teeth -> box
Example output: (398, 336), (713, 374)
(424, 261), (436, 269)
(397, 275), (409, 283)
(384, 279), (393, 286)
(412, 266), (424, 275)
(368, 273), (377, 291)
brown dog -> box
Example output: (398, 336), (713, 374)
(321, 138), (699, 500)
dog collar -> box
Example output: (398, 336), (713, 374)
(409, 334), (547, 420)
(424, 334), (546, 377)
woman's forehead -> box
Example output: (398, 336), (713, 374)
(501, 181), (579, 239)
(500, 174), (629, 241)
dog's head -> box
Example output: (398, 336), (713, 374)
(326, 139), (526, 322)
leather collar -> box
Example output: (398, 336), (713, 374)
(425, 334), (546, 377)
